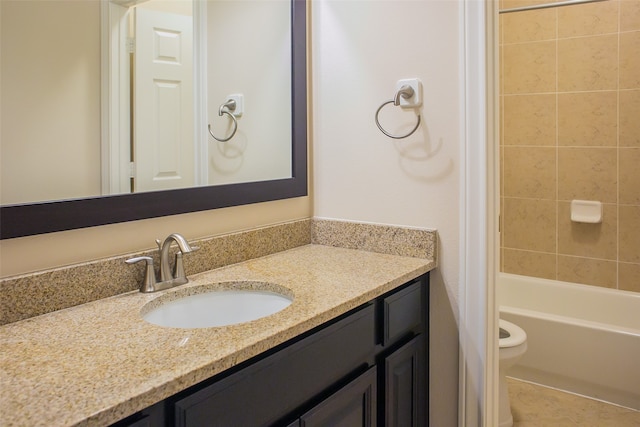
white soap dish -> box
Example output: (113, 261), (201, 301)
(570, 200), (602, 224)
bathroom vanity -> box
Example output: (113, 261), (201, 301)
(115, 275), (428, 427)
(0, 243), (435, 427)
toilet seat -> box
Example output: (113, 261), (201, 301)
(499, 319), (527, 348)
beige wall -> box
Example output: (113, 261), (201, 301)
(312, 1), (461, 425)
(0, 0), (312, 278)
(500, 0), (640, 292)
(1, 0), (102, 204)
(207, 0), (292, 185)
(2, 1), (460, 424)
(0, 196), (311, 278)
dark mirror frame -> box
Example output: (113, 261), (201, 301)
(0, 0), (307, 240)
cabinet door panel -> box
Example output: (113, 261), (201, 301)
(385, 336), (424, 427)
(173, 305), (376, 427)
(300, 367), (377, 427)
(383, 281), (422, 345)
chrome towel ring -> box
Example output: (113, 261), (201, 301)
(208, 99), (238, 142)
(375, 84), (421, 139)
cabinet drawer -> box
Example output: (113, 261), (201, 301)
(383, 281), (422, 345)
(173, 304), (376, 427)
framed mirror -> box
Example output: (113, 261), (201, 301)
(0, 0), (307, 240)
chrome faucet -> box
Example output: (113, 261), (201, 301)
(126, 233), (198, 293)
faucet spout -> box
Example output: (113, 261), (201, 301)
(160, 233), (196, 282)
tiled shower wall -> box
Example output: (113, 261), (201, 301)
(499, 0), (640, 292)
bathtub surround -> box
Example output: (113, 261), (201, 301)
(498, 2), (640, 420)
(500, 0), (640, 291)
(499, 273), (640, 410)
(0, 218), (437, 325)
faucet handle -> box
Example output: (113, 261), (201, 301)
(125, 256), (157, 293)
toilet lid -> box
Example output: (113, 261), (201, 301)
(499, 319), (527, 348)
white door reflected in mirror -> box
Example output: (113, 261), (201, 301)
(0, 0), (293, 206)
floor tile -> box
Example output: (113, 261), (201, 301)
(508, 377), (640, 426)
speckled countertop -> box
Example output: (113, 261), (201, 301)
(0, 244), (435, 427)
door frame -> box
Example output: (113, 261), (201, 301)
(458, 0), (500, 426)
(101, 1), (131, 195)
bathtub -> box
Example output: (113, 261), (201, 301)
(498, 273), (640, 410)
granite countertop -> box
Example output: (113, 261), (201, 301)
(0, 244), (435, 427)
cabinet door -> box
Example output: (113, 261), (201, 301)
(173, 305), (376, 427)
(385, 336), (425, 427)
(300, 367), (377, 427)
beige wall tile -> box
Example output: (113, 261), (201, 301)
(619, 262), (640, 292)
(620, 148), (640, 205)
(619, 90), (640, 148)
(502, 248), (556, 279)
(500, 95), (505, 147)
(503, 94), (556, 146)
(557, 255), (617, 288)
(502, 0), (555, 11)
(620, 31), (640, 89)
(619, 205), (640, 263)
(500, 12), (504, 46)
(501, 197), (505, 249)
(500, 0), (640, 293)
(557, 147), (617, 203)
(499, 45), (505, 95)
(558, 35), (618, 92)
(503, 41), (556, 94)
(621, 0), (640, 32)
(558, 202), (617, 259)
(504, 147), (556, 199)
(500, 148), (505, 203)
(503, 8), (556, 43)
(558, 92), (617, 147)
(503, 198), (557, 252)
(558, 0), (618, 37)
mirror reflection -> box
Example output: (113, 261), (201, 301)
(0, 0), (292, 206)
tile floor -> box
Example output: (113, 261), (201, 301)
(507, 377), (640, 426)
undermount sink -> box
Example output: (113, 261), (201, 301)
(141, 281), (293, 329)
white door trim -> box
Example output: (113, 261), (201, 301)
(459, 1), (499, 426)
(193, 0), (208, 186)
(101, 1), (131, 195)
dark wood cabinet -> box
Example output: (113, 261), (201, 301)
(113, 274), (429, 427)
(299, 367), (377, 427)
(384, 336), (424, 427)
(173, 305), (376, 427)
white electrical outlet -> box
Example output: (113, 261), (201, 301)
(395, 78), (422, 108)
(227, 94), (244, 117)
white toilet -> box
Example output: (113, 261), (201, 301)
(498, 319), (527, 427)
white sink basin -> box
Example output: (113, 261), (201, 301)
(141, 282), (293, 329)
